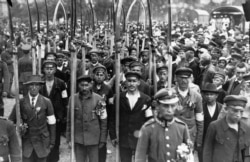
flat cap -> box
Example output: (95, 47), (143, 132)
(125, 71), (141, 79)
(213, 71), (226, 80)
(202, 83), (219, 94)
(224, 95), (247, 109)
(43, 60), (57, 67)
(231, 53), (243, 60)
(231, 47), (242, 55)
(218, 57), (227, 63)
(89, 49), (101, 55)
(157, 66), (168, 73)
(77, 75), (92, 83)
(92, 64), (107, 74)
(154, 88), (179, 104)
(129, 61), (142, 68)
(121, 56), (137, 65)
(175, 67), (193, 78)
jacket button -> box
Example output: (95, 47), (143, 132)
(166, 144), (170, 147)
(166, 136), (169, 140)
(166, 152), (170, 156)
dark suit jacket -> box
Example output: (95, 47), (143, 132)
(109, 91), (151, 149)
(223, 78), (244, 95)
(188, 58), (200, 85)
(9, 94), (55, 158)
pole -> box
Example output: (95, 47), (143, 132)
(147, 0), (153, 84)
(70, 43), (77, 162)
(34, 0), (40, 33)
(167, 0), (172, 88)
(7, 3), (22, 160)
(115, 0), (123, 162)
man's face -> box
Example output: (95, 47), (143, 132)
(176, 76), (189, 90)
(28, 83), (41, 97)
(130, 66), (142, 74)
(226, 106), (244, 123)
(122, 62), (130, 73)
(94, 72), (105, 84)
(44, 64), (56, 78)
(78, 80), (92, 96)
(157, 102), (177, 121)
(236, 67), (247, 81)
(126, 76), (140, 92)
(231, 57), (240, 66)
(85, 58), (91, 70)
(57, 58), (63, 67)
(130, 50), (137, 58)
(203, 92), (218, 103)
(213, 77), (223, 87)
(141, 53), (149, 63)
(178, 51), (186, 60)
(218, 61), (226, 69)
(91, 53), (99, 64)
(158, 70), (168, 83)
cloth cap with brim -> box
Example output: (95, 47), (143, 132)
(43, 60), (57, 67)
(231, 53), (243, 60)
(21, 44), (31, 51)
(224, 95), (247, 109)
(202, 83), (219, 94)
(77, 75), (92, 83)
(154, 88), (179, 104)
(89, 49), (101, 55)
(157, 66), (168, 73)
(243, 74), (250, 83)
(185, 46), (195, 53)
(125, 71), (141, 79)
(121, 57), (137, 65)
(175, 67), (193, 78)
(56, 53), (65, 58)
(45, 52), (57, 59)
(231, 47), (242, 55)
(129, 61), (142, 68)
(24, 75), (44, 85)
(92, 65), (107, 74)
(214, 71), (226, 80)
(218, 57), (227, 63)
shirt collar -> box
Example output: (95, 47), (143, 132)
(28, 93), (39, 105)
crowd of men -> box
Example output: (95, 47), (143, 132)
(0, 18), (250, 162)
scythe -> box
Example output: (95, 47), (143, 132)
(53, 0), (67, 28)
(125, 0), (146, 31)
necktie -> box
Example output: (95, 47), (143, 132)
(31, 97), (35, 108)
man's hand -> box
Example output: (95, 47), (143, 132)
(99, 142), (106, 148)
(111, 139), (118, 147)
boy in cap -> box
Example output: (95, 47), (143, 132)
(135, 88), (190, 162)
(39, 60), (68, 162)
(66, 75), (107, 162)
(156, 66), (168, 91)
(9, 75), (56, 162)
(109, 71), (152, 162)
(212, 71), (227, 104)
(203, 95), (250, 162)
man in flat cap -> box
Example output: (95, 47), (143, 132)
(156, 66), (168, 91)
(92, 65), (113, 162)
(66, 75), (107, 162)
(9, 75), (56, 162)
(203, 95), (250, 162)
(212, 71), (228, 104)
(39, 60), (68, 162)
(109, 71), (152, 162)
(135, 88), (191, 162)
(174, 67), (204, 161)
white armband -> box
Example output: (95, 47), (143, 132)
(195, 113), (204, 121)
(61, 90), (68, 98)
(47, 115), (56, 124)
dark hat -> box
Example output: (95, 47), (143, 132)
(209, 40), (219, 47)
(45, 52), (57, 59)
(157, 66), (168, 73)
(185, 46), (195, 53)
(214, 71), (226, 81)
(129, 61), (142, 68)
(89, 49), (101, 55)
(231, 53), (243, 60)
(224, 95), (247, 109)
(154, 88), (179, 104)
(21, 44), (31, 51)
(175, 67), (193, 78)
(42, 60), (57, 67)
(92, 64), (107, 74)
(56, 53), (65, 58)
(121, 56), (137, 65)
(202, 83), (219, 94)
(125, 71), (141, 79)
(77, 75), (92, 83)
(231, 47), (242, 55)
(243, 74), (250, 83)
(24, 75), (44, 85)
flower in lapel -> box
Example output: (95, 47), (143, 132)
(0, 135), (9, 146)
(36, 107), (41, 113)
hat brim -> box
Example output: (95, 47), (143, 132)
(202, 90), (219, 93)
(23, 81), (44, 85)
(158, 97), (179, 104)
